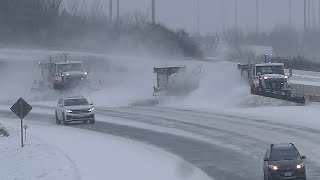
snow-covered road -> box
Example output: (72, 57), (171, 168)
(1, 116), (212, 180)
(2, 103), (320, 180)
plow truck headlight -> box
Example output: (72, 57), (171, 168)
(65, 109), (72, 113)
(285, 75), (289, 79)
(84, 72), (88, 75)
(66, 73), (70, 76)
(263, 76), (268, 80)
(269, 165), (278, 171)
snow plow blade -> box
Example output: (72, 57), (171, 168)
(251, 90), (306, 104)
(153, 66), (186, 95)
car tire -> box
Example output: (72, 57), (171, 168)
(263, 173), (267, 180)
(89, 119), (95, 124)
(55, 111), (61, 124)
(62, 113), (68, 126)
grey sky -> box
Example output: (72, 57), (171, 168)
(100, 0), (318, 34)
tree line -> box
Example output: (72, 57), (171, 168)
(0, 0), (202, 58)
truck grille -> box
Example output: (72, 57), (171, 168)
(264, 78), (286, 91)
(71, 109), (90, 114)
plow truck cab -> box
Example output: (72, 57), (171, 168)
(238, 62), (305, 104)
(52, 61), (88, 89)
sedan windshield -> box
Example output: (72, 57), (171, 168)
(256, 66), (285, 75)
(270, 149), (300, 161)
(64, 98), (89, 106)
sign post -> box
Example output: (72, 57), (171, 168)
(24, 124), (28, 142)
(10, 98), (32, 148)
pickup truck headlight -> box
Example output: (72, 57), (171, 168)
(297, 163), (305, 169)
(65, 109), (72, 113)
(88, 108), (94, 112)
(269, 165), (278, 171)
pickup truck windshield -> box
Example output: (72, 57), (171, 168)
(270, 149), (300, 161)
(64, 98), (89, 106)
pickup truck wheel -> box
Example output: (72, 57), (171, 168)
(89, 119), (95, 124)
(62, 113), (68, 126)
(55, 111), (61, 124)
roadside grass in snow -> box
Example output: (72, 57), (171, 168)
(0, 123), (9, 137)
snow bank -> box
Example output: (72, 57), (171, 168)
(0, 125), (79, 180)
(1, 119), (213, 180)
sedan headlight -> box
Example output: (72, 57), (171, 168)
(269, 165), (278, 171)
(297, 163), (305, 169)
(65, 109), (72, 113)
(88, 108), (94, 112)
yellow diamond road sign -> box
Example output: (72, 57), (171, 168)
(10, 98), (32, 119)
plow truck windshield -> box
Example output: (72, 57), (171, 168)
(57, 63), (83, 72)
(256, 65), (285, 75)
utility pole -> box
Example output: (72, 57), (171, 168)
(289, 0), (292, 26)
(116, 0), (120, 24)
(308, 0), (310, 29)
(109, 0), (113, 21)
(197, 0), (200, 34)
(256, 0), (259, 33)
(151, 0), (155, 24)
(235, 0), (238, 29)
(313, 0), (315, 31)
(221, 0), (226, 32)
(304, 0), (307, 31)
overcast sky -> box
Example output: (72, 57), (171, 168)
(98, 0), (319, 34)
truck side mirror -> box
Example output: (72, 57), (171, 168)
(289, 68), (293, 77)
(257, 72), (261, 78)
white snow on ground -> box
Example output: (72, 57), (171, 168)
(0, 118), (213, 180)
(0, 125), (79, 180)
(225, 103), (320, 129)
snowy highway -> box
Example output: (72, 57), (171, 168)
(1, 49), (320, 180)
